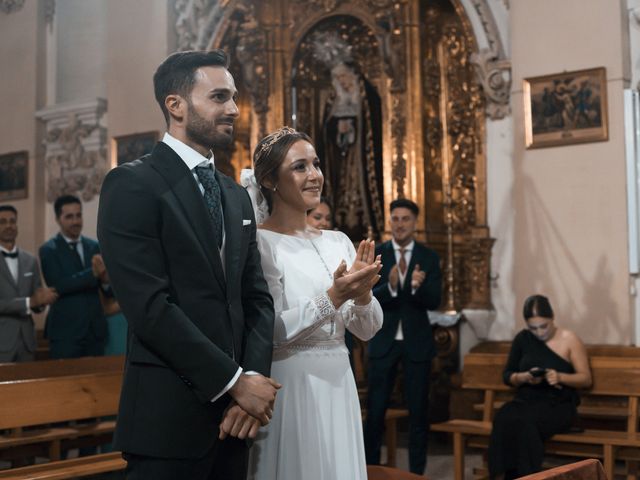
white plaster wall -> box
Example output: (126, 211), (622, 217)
(105, 0), (169, 140)
(506, 0), (631, 343)
(42, 0), (170, 242)
(629, 0), (640, 89)
(0, 2), (41, 255)
(486, 116), (517, 339)
(44, 0), (109, 242)
(56, 0), (107, 103)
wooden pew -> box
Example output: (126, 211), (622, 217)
(0, 355), (124, 382)
(516, 459), (607, 480)
(432, 352), (640, 480)
(0, 452), (126, 479)
(0, 367), (123, 476)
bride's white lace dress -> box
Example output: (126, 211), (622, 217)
(247, 229), (383, 480)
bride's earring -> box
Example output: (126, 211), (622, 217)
(273, 185), (278, 192)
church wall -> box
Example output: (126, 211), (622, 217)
(105, 0), (168, 142)
(43, 0), (109, 242)
(508, 0), (632, 343)
(0, 2), (41, 256)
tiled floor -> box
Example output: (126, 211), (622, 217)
(379, 434), (483, 479)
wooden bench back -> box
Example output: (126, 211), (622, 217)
(463, 353), (640, 396)
(0, 371), (122, 430)
(0, 356), (124, 382)
(463, 352), (640, 431)
(471, 341), (640, 358)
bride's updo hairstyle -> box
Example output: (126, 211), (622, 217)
(253, 126), (314, 213)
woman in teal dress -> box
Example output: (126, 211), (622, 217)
(488, 295), (592, 479)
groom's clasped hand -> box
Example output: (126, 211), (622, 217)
(219, 372), (282, 440)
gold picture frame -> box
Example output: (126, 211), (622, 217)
(110, 131), (159, 167)
(523, 67), (608, 149)
(0, 151), (28, 201)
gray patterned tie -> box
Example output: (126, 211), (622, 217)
(195, 165), (223, 249)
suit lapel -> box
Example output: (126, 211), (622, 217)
(16, 251), (29, 294)
(218, 173), (240, 290)
(80, 237), (92, 268)
(149, 143), (226, 293)
(0, 254), (17, 291)
(382, 241), (396, 281)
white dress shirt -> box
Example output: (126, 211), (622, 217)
(388, 239), (415, 341)
(161, 132), (243, 403)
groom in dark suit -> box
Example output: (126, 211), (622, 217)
(98, 50), (277, 480)
(364, 198), (442, 475)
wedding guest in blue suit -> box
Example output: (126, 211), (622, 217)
(364, 198), (442, 475)
(40, 195), (110, 358)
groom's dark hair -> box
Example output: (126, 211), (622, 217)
(154, 50), (229, 125)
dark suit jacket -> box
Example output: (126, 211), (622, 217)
(97, 142), (274, 459)
(0, 249), (43, 355)
(39, 234), (106, 341)
(369, 240), (442, 362)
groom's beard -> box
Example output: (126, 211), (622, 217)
(185, 101), (234, 150)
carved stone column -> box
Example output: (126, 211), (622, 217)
(35, 99), (108, 203)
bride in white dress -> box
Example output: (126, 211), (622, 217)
(244, 127), (383, 480)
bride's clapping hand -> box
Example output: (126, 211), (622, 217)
(327, 250), (382, 309)
(348, 240), (376, 274)
(346, 240), (380, 305)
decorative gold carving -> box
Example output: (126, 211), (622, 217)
(226, 2), (270, 139)
(203, 0), (494, 309)
(467, 235), (495, 309)
(421, 4), (493, 311)
(391, 94), (407, 198)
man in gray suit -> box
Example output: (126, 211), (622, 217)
(0, 205), (57, 362)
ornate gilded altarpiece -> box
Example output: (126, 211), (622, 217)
(200, 0), (497, 420)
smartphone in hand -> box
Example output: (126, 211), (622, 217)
(530, 368), (547, 378)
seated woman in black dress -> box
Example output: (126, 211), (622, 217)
(488, 294), (592, 479)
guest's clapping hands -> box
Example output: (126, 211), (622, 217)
(30, 286), (58, 308)
(388, 265), (399, 291)
(328, 242), (382, 309)
(91, 254), (109, 284)
(411, 264), (426, 290)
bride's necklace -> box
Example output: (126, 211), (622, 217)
(308, 237), (336, 336)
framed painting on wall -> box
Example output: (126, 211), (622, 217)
(111, 131), (159, 167)
(523, 67), (608, 149)
(0, 151), (28, 201)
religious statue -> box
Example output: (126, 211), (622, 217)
(318, 61), (384, 240)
